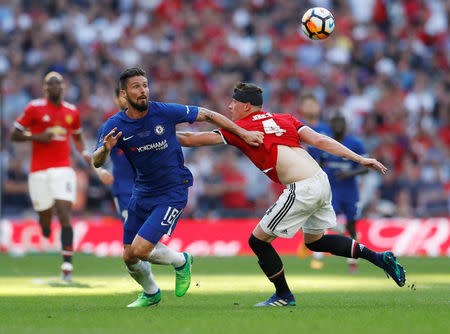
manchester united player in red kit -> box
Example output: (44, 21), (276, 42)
(177, 82), (406, 307)
(10, 72), (91, 281)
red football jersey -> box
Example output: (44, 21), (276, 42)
(216, 111), (305, 184)
(14, 98), (82, 172)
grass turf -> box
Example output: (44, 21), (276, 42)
(0, 254), (448, 334)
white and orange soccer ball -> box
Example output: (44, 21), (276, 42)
(301, 7), (335, 40)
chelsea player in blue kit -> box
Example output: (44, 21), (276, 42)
(321, 112), (368, 273)
(92, 68), (263, 307)
(95, 89), (134, 221)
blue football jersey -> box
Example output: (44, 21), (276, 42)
(95, 102), (199, 202)
(96, 123), (135, 196)
(300, 119), (331, 161)
(322, 135), (365, 202)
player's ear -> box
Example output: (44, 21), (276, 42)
(120, 89), (126, 99)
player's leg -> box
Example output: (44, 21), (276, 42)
(28, 169), (54, 238)
(122, 203), (160, 307)
(50, 167), (77, 281)
(302, 172), (405, 286)
(123, 238), (160, 307)
(37, 208), (53, 238)
(135, 204), (192, 297)
(342, 201), (359, 273)
(250, 226), (296, 307)
(250, 184), (300, 307)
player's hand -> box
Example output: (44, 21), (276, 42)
(360, 157), (387, 174)
(242, 130), (264, 147)
(33, 129), (54, 143)
(103, 127), (122, 151)
(97, 168), (114, 185)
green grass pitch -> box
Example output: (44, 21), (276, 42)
(0, 254), (448, 334)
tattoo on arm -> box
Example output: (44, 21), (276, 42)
(198, 108), (215, 122)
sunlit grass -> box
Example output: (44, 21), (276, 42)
(1, 273), (448, 296)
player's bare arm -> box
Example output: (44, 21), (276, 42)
(72, 132), (92, 164)
(298, 126), (387, 174)
(196, 107), (263, 147)
(92, 127), (122, 168)
(10, 127), (53, 143)
(94, 167), (114, 185)
(176, 131), (224, 147)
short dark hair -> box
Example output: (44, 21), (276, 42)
(119, 67), (146, 90)
(234, 82), (263, 95)
(233, 82), (263, 107)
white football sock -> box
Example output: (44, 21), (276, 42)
(146, 242), (186, 268)
(126, 260), (159, 295)
(313, 252), (324, 260)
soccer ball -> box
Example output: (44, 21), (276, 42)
(301, 7), (335, 40)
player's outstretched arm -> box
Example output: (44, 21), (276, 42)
(176, 131), (224, 147)
(196, 107), (263, 147)
(92, 127), (122, 168)
(298, 126), (387, 174)
(10, 127), (53, 143)
(72, 132), (92, 165)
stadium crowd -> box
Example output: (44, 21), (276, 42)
(1, 0), (449, 219)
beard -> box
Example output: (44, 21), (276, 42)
(127, 96), (148, 112)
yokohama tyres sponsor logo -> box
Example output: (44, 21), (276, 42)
(136, 139), (168, 152)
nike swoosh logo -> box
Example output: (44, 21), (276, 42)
(123, 135), (134, 141)
(262, 167), (273, 173)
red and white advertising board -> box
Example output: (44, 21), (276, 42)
(1, 217), (449, 257)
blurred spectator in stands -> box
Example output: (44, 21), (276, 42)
(2, 157), (30, 215)
(218, 148), (251, 217)
(0, 0), (448, 218)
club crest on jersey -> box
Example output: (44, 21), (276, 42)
(65, 115), (73, 124)
(154, 124), (165, 135)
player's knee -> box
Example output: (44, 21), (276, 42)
(131, 245), (151, 260)
(249, 234), (268, 253)
(305, 235), (325, 251)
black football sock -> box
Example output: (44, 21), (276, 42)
(248, 234), (291, 297)
(61, 226), (73, 263)
(306, 234), (383, 267)
(41, 226), (51, 238)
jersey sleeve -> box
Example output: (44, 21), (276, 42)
(71, 109), (82, 134)
(159, 103), (199, 124)
(291, 115), (305, 130)
(14, 103), (34, 130)
(213, 129), (245, 147)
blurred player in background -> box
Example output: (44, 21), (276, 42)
(94, 88), (134, 222)
(177, 82), (406, 307)
(321, 112), (368, 273)
(92, 68), (263, 307)
(10, 72), (91, 281)
(298, 94), (332, 269)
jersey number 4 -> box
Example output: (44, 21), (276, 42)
(262, 119), (286, 136)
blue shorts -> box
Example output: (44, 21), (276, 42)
(123, 189), (188, 245)
(113, 194), (131, 223)
(332, 198), (359, 222)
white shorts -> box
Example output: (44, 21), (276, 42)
(28, 167), (77, 211)
(259, 171), (337, 238)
